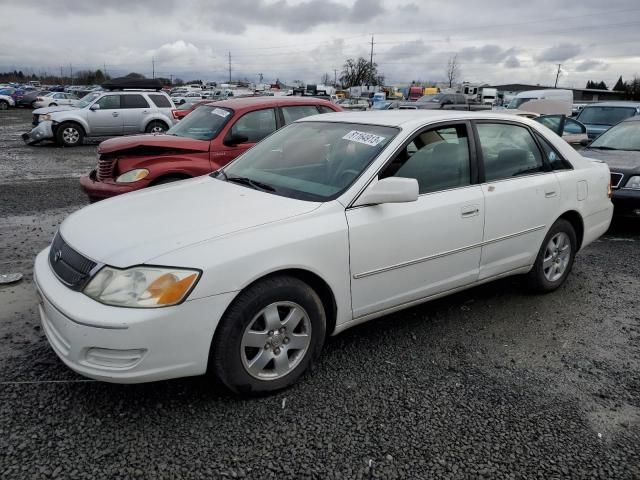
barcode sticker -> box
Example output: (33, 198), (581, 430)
(342, 130), (386, 147)
(212, 108), (230, 118)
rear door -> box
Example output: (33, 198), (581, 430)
(473, 121), (561, 279)
(90, 94), (123, 135)
(120, 94), (152, 134)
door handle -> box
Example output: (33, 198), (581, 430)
(112, 112), (119, 117)
(142, 110), (149, 114)
(545, 191), (557, 198)
(461, 205), (480, 218)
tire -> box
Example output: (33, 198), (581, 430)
(0, 100), (8, 110)
(526, 219), (577, 293)
(145, 121), (168, 134)
(211, 275), (326, 395)
(49, 103), (57, 107)
(55, 122), (84, 147)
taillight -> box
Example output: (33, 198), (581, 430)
(171, 109), (179, 119)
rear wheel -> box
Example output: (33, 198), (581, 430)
(527, 219), (577, 292)
(49, 103), (57, 107)
(145, 121), (168, 134)
(55, 122), (84, 147)
(0, 100), (8, 110)
(211, 275), (326, 395)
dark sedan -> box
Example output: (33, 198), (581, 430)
(15, 89), (49, 108)
(583, 117), (640, 217)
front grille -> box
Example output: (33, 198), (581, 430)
(611, 172), (624, 189)
(97, 156), (116, 181)
(49, 233), (97, 291)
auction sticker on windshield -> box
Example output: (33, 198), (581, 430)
(212, 108), (231, 118)
(342, 130), (386, 147)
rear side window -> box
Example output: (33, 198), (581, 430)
(535, 133), (571, 171)
(282, 105), (323, 125)
(122, 94), (150, 109)
(148, 94), (172, 108)
(317, 105), (335, 114)
(476, 123), (545, 181)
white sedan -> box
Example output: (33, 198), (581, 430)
(34, 111), (613, 394)
(33, 92), (78, 108)
(171, 91), (206, 105)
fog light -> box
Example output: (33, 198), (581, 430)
(84, 347), (146, 369)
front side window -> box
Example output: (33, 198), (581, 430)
(282, 105), (322, 125)
(476, 123), (544, 181)
(95, 95), (121, 110)
(221, 122), (398, 201)
(380, 124), (471, 194)
(230, 109), (277, 143)
(122, 94), (150, 109)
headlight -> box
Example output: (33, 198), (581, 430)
(624, 176), (640, 190)
(116, 169), (150, 183)
(84, 266), (200, 308)
(40, 114), (52, 122)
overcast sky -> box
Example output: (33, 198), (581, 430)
(1, 0), (639, 88)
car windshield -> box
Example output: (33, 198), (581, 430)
(167, 105), (232, 140)
(372, 101), (391, 110)
(76, 92), (101, 108)
(507, 97), (537, 109)
(417, 94), (438, 103)
(577, 106), (637, 126)
(590, 121), (640, 150)
(220, 121), (398, 201)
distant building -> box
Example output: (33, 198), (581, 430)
(487, 84), (626, 103)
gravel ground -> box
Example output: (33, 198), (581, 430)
(0, 108), (639, 479)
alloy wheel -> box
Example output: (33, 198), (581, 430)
(62, 127), (80, 145)
(542, 232), (571, 282)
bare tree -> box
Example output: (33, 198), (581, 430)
(340, 57), (380, 87)
(446, 55), (460, 88)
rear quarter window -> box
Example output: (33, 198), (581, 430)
(148, 94), (172, 108)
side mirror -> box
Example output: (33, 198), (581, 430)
(223, 132), (249, 146)
(89, 103), (100, 111)
(579, 138), (591, 147)
(353, 177), (419, 207)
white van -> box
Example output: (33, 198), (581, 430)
(507, 89), (573, 113)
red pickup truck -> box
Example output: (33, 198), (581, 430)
(80, 96), (341, 201)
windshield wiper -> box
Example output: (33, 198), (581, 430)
(590, 146), (618, 150)
(226, 175), (276, 192)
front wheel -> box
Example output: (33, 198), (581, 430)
(55, 122), (84, 147)
(527, 219), (577, 292)
(0, 100), (8, 110)
(211, 276), (326, 395)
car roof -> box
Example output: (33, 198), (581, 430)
(582, 101), (640, 108)
(207, 96), (335, 110)
(296, 109), (538, 129)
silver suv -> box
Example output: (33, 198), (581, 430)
(23, 89), (176, 147)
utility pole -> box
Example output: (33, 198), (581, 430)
(152, 57), (155, 79)
(228, 51), (232, 83)
(60, 66), (63, 83)
(170, 74), (173, 85)
(334, 68), (337, 87)
(104, 62), (107, 78)
(369, 35), (375, 85)
(70, 64), (73, 86)
(554, 63), (562, 88)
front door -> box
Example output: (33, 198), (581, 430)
(347, 122), (485, 319)
(90, 94), (123, 136)
(473, 121), (561, 279)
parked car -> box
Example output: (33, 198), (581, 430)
(338, 98), (369, 111)
(171, 91), (206, 105)
(582, 117), (640, 217)
(15, 89), (50, 108)
(22, 82), (176, 147)
(507, 89), (574, 113)
(371, 100), (400, 110)
(0, 93), (15, 110)
(171, 99), (212, 121)
(36, 111), (612, 393)
(399, 93), (492, 111)
(531, 115), (589, 146)
(575, 101), (640, 139)
(79, 96), (342, 201)
(32, 92), (79, 109)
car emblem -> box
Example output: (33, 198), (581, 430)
(54, 250), (63, 263)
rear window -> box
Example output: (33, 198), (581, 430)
(577, 106), (637, 126)
(122, 94), (150, 109)
(148, 94), (172, 108)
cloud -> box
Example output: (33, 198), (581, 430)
(19, 0), (177, 14)
(381, 40), (426, 61)
(574, 59), (609, 72)
(536, 43), (582, 63)
(458, 45), (518, 63)
(197, 0), (386, 33)
(504, 56), (521, 68)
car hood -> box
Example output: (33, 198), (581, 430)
(59, 176), (321, 268)
(32, 105), (78, 115)
(583, 148), (640, 172)
(98, 134), (211, 154)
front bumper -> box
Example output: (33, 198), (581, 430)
(34, 248), (236, 383)
(611, 189), (640, 217)
(79, 170), (150, 201)
(22, 121), (54, 145)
